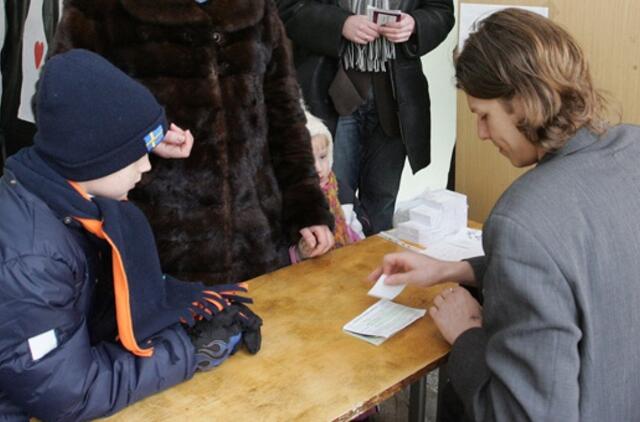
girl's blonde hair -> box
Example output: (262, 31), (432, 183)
(305, 108), (334, 168)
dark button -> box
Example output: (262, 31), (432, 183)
(182, 32), (194, 42)
(219, 62), (230, 73)
(63, 217), (73, 225)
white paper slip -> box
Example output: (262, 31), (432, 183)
(343, 300), (426, 345)
(368, 274), (405, 300)
(422, 228), (484, 261)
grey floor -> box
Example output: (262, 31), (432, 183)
(371, 369), (439, 422)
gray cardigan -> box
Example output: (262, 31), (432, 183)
(450, 125), (640, 421)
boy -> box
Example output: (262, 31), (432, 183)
(0, 49), (260, 421)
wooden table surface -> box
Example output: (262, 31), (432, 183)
(105, 235), (454, 422)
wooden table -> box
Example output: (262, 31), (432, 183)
(106, 236), (454, 421)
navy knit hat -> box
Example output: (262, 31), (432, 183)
(33, 49), (167, 181)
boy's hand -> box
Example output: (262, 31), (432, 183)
(153, 123), (194, 159)
(297, 225), (334, 259)
(378, 13), (415, 43)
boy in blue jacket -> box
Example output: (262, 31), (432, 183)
(0, 49), (261, 421)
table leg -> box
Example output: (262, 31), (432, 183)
(409, 375), (427, 422)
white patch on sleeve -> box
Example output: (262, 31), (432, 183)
(28, 329), (58, 361)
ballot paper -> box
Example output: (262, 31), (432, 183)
(378, 227), (484, 261)
(368, 274), (406, 300)
(367, 6), (402, 25)
(343, 300), (426, 346)
(423, 228), (484, 261)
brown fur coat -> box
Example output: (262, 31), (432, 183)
(53, 0), (333, 284)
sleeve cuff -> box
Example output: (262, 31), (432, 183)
(448, 327), (490, 408)
(464, 256), (487, 290)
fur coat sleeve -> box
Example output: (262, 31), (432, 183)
(261, 4), (335, 240)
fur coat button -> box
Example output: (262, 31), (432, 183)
(212, 32), (223, 44)
(182, 32), (194, 42)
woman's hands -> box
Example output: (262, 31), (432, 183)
(368, 252), (474, 288)
(430, 287), (482, 344)
(368, 251), (481, 344)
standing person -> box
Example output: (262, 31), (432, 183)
(52, 0), (334, 285)
(0, 0), (60, 168)
(369, 9), (640, 421)
(277, 0), (454, 234)
(0, 49), (261, 421)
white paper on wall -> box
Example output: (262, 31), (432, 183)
(18, 0), (48, 123)
(459, 3), (549, 51)
(0, 3), (7, 102)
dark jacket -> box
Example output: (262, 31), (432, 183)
(277, 0), (455, 173)
(53, 0), (334, 284)
(0, 169), (197, 422)
(0, 0), (60, 168)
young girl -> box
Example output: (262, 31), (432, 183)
(291, 111), (367, 262)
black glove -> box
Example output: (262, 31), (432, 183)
(234, 302), (263, 354)
(187, 302), (262, 371)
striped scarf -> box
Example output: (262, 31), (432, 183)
(339, 0), (408, 72)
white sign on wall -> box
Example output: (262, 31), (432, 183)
(459, 3), (549, 51)
(18, 0), (48, 123)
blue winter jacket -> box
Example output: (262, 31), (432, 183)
(0, 169), (197, 421)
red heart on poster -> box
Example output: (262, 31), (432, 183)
(34, 41), (45, 70)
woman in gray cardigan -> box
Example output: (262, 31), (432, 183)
(370, 9), (640, 421)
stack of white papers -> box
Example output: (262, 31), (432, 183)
(396, 189), (469, 246)
(343, 300), (426, 346)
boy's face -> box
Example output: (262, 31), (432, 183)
(311, 135), (331, 186)
(78, 154), (151, 200)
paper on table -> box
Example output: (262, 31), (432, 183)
(422, 228), (484, 261)
(368, 274), (405, 300)
(343, 300), (426, 345)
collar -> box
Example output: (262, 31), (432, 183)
(120, 0), (264, 31)
(538, 127), (601, 165)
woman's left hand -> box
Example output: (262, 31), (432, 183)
(378, 13), (415, 43)
(298, 225), (334, 258)
(429, 287), (483, 344)
(153, 123), (194, 159)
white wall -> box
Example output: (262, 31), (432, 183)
(396, 4), (459, 202)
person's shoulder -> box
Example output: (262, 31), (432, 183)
(0, 174), (82, 267)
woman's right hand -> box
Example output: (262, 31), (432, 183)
(368, 252), (472, 288)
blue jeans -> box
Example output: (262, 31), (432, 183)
(333, 92), (406, 234)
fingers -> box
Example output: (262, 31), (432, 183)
(379, 13), (415, 43)
(299, 228), (316, 249)
(368, 266), (383, 282)
(299, 226), (334, 258)
(343, 16), (380, 44)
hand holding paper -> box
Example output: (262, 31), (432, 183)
(368, 274), (405, 300)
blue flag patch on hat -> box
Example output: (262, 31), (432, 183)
(144, 125), (164, 152)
